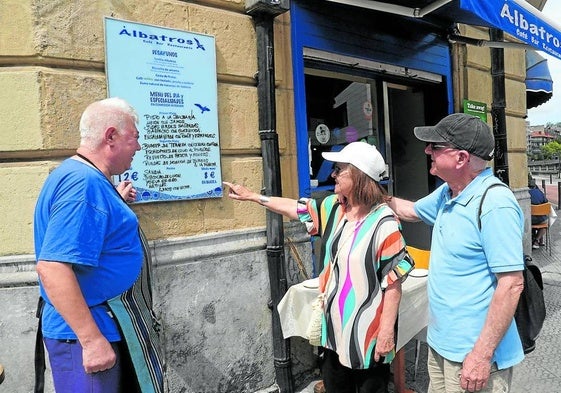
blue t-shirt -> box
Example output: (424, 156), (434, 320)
(34, 158), (143, 341)
(414, 168), (525, 369)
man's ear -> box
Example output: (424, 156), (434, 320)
(456, 151), (470, 167)
(105, 127), (117, 144)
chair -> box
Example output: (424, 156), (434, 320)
(406, 246), (430, 381)
(531, 202), (552, 255)
(406, 246), (430, 270)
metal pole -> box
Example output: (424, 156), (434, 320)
(490, 29), (509, 185)
(558, 182), (560, 210)
(542, 179), (547, 199)
(252, 11), (294, 393)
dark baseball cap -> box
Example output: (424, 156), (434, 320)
(414, 113), (495, 161)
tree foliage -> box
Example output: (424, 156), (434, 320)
(542, 140), (561, 159)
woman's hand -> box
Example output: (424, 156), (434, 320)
(374, 280), (401, 362)
(223, 181), (259, 202)
(374, 330), (395, 362)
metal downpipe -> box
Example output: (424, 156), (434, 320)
(253, 13), (294, 393)
(490, 28), (510, 185)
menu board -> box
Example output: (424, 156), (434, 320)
(104, 17), (222, 203)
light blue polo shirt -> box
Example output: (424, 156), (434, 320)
(414, 168), (525, 369)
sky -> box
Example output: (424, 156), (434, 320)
(526, 1), (561, 126)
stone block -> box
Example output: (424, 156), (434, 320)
(40, 70), (106, 150)
(0, 68), (106, 154)
(216, 157), (266, 228)
(276, 88), (295, 153)
(508, 152), (530, 189)
(466, 67), (492, 103)
(0, 285), (54, 392)
(0, 71), (42, 152)
(0, 163), (55, 255)
(189, 7), (257, 78)
(505, 47), (527, 77)
(217, 84), (260, 150)
(0, 0), (36, 56)
(189, 6), (257, 79)
(152, 231), (273, 392)
(505, 78), (528, 114)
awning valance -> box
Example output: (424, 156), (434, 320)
(456, 0), (561, 60)
(525, 49), (553, 109)
(326, 0), (561, 61)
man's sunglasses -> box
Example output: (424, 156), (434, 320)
(428, 143), (454, 151)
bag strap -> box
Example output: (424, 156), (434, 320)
(34, 297), (45, 393)
(478, 183), (508, 230)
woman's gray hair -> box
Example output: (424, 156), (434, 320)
(79, 97), (139, 148)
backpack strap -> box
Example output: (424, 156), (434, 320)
(477, 183), (508, 230)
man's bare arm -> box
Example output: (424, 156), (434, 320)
(460, 271), (524, 392)
(386, 196), (420, 222)
(36, 261), (116, 373)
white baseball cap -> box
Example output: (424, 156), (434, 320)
(322, 142), (387, 182)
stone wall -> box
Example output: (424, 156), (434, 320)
(0, 0), (303, 391)
(0, 0), (297, 256)
(455, 24), (529, 190)
(0, 223), (316, 392)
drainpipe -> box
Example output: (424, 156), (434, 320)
(244, 1), (293, 392)
(490, 28), (510, 185)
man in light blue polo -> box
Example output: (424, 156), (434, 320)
(388, 113), (525, 393)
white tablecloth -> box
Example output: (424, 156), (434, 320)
(277, 278), (320, 340)
(277, 272), (428, 351)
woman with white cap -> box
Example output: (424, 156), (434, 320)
(224, 141), (414, 393)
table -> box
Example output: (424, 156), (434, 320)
(277, 271), (428, 393)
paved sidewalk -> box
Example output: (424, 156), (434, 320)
(298, 215), (561, 393)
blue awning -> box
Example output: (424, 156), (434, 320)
(525, 49), (553, 109)
(326, 0), (561, 61)
(457, 0), (561, 61)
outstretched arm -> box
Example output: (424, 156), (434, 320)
(223, 181), (299, 220)
(386, 196), (421, 222)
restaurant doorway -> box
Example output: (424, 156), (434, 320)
(303, 65), (446, 249)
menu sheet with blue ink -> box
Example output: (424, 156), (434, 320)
(105, 17), (222, 203)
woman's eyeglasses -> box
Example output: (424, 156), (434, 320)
(332, 165), (347, 176)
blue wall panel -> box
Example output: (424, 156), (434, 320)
(291, 0), (454, 196)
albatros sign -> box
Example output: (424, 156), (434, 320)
(460, 0), (561, 61)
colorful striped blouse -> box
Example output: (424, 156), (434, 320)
(297, 194), (413, 369)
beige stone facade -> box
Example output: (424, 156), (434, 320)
(453, 24), (530, 190)
(0, 1), (533, 256)
(0, 0), (299, 257)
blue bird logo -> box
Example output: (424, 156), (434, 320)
(194, 38), (205, 51)
(195, 103), (210, 114)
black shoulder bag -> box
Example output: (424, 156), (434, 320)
(479, 183), (546, 354)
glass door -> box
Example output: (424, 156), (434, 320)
(305, 70), (380, 197)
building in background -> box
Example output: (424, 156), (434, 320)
(528, 124), (556, 159)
